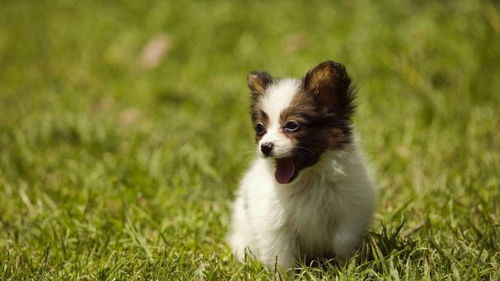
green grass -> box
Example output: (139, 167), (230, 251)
(0, 0), (499, 279)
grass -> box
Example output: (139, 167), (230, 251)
(0, 0), (498, 279)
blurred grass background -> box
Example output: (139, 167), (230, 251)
(0, 0), (499, 280)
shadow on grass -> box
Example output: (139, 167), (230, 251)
(292, 221), (419, 279)
(358, 221), (418, 264)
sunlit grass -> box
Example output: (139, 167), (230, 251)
(0, 0), (498, 279)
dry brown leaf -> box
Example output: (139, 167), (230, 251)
(139, 34), (172, 70)
(120, 108), (141, 125)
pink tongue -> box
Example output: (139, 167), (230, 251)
(275, 158), (296, 184)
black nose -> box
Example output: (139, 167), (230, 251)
(260, 142), (274, 156)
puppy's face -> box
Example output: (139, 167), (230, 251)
(248, 61), (355, 184)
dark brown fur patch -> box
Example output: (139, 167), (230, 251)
(251, 109), (269, 143)
(278, 61), (356, 171)
(247, 71), (273, 100)
(247, 71), (273, 143)
(303, 61), (355, 121)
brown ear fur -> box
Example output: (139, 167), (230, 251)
(247, 71), (273, 100)
(303, 61), (355, 120)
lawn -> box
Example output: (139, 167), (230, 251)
(0, 0), (498, 280)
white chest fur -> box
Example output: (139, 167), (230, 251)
(228, 145), (377, 268)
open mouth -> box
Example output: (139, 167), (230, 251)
(274, 157), (298, 184)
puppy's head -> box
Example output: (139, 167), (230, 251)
(247, 61), (355, 184)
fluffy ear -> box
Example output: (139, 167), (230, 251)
(247, 71), (273, 99)
(303, 61), (355, 118)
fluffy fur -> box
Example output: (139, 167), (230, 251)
(228, 61), (377, 269)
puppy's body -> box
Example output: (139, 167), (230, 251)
(228, 62), (377, 269)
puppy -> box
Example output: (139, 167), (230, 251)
(228, 61), (377, 269)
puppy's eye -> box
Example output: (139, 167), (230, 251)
(255, 123), (266, 135)
(284, 121), (300, 133)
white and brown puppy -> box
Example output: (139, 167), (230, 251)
(228, 61), (377, 269)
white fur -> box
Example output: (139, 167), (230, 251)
(228, 79), (377, 269)
(260, 78), (300, 123)
(258, 79), (301, 158)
